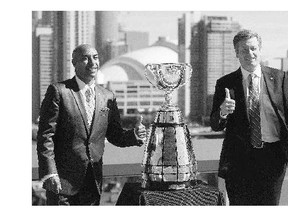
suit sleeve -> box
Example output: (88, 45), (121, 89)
(36, 84), (60, 179)
(105, 94), (139, 147)
(210, 79), (228, 131)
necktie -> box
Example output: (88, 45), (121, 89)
(85, 86), (95, 128)
(248, 73), (262, 148)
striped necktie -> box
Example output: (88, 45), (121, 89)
(85, 86), (95, 128)
(248, 73), (262, 148)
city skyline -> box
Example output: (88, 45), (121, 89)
(119, 11), (288, 68)
(35, 10), (288, 68)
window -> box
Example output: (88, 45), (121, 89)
(127, 109), (137, 114)
(140, 101), (150, 106)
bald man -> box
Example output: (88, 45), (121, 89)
(37, 44), (146, 205)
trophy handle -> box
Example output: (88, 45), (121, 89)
(176, 63), (192, 88)
(144, 63), (160, 88)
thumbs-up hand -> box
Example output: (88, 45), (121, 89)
(220, 88), (236, 117)
(134, 115), (147, 145)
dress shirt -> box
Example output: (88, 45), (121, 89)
(75, 76), (96, 104)
(241, 65), (280, 143)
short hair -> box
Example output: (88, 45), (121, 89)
(233, 29), (262, 51)
(72, 44), (95, 66)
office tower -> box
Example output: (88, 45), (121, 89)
(41, 11), (54, 25)
(189, 15), (241, 124)
(95, 11), (120, 65)
(52, 11), (94, 81)
(32, 26), (53, 123)
(178, 12), (192, 118)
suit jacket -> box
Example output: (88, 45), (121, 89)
(37, 76), (140, 195)
(210, 66), (288, 179)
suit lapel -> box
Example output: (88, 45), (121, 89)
(69, 77), (90, 134)
(90, 85), (103, 132)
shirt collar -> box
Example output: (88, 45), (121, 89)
(75, 76), (95, 91)
(241, 64), (262, 80)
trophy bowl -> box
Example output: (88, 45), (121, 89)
(145, 63), (192, 111)
(142, 63), (197, 190)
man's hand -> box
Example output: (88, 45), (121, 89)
(134, 115), (147, 145)
(220, 88), (236, 116)
(43, 175), (62, 194)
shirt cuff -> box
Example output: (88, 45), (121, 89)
(134, 128), (141, 140)
(41, 173), (58, 183)
(220, 110), (228, 119)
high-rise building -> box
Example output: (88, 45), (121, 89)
(188, 15), (241, 124)
(32, 26), (53, 122)
(95, 11), (120, 65)
(52, 11), (94, 81)
(178, 12), (193, 118)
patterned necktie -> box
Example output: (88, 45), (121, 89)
(85, 86), (95, 128)
(248, 73), (262, 148)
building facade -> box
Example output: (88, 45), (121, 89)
(32, 13), (54, 122)
(189, 15), (241, 124)
(53, 11), (94, 81)
(107, 81), (164, 116)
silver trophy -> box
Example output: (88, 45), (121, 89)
(142, 63), (198, 190)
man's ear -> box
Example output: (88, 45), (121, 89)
(72, 58), (76, 66)
(234, 48), (239, 58)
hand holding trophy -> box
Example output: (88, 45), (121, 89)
(142, 63), (198, 190)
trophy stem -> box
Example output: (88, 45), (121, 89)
(165, 91), (173, 106)
(161, 91), (178, 111)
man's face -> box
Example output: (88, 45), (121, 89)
(74, 46), (99, 83)
(235, 37), (261, 72)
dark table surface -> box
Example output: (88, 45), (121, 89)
(116, 180), (225, 206)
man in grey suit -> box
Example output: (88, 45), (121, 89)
(37, 44), (146, 205)
(210, 30), (288, 205)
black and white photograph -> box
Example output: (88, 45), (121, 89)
(3, 0), (288, 214)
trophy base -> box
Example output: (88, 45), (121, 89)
(159, 103), (179, 112)
(141, 178), (197, 191)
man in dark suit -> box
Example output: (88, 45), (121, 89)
(210, 30), (288, 205)
(37, 44), (146, 205)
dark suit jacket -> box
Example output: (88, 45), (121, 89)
(210, 66), (288, 179)
(37, 76), (140, 195)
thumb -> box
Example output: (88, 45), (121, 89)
(225, 88), (231, 99)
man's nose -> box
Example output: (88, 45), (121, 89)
(88, 58), (97, 65)
(248, 49), (254, 56)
